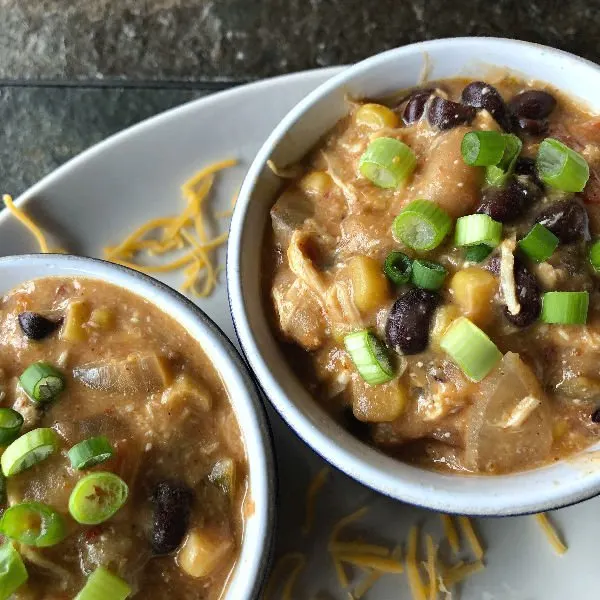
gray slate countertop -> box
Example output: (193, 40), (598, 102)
(2, 0), (600, 193)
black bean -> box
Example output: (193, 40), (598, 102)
(514, 157), (536, 177)
(592, 409), (600, 424)
(508, 90), (557, 120)
(150, 480), (194, 555)
(18, 312), (62, 340)
(385, 288), (439, 355)
(476, 178), (540, 223)
(504, 260), (541, 327)
(461, 81), (511, 130)
(402, 88), (434, 124)
(513, 116), (549, 137)
(535, 200), (590, 243)
(427, 96), (476, 130)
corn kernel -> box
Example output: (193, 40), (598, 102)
(430, 304), (461, 350)
(348, 255), (390, 314)
(299, 170), (332, 196)
(60, 300), (90, 342)
(552, 420), (569, 441)
(352, 378), (407, 422)
(449, 267), (497, 326)
(354, 103), (400, 130)
(88, 307), (115, 330)
(177, 529), (232, 578)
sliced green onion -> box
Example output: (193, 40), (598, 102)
(440, 317), (502, 382)
(0, 542), (27, 599)
(0, 502), (66, 547)
(541, 291), (589, 324)
(1, 428), (59, 477)
(461, 131), (506, 166)
(411, 259), (447, 291)
(455, 214), (502, 247)
(19, 362), (65, 403)
(464, 244), (492, 263)
(392, 199), (452, 251)
(69, 472), (129, 525)
(518, 223), (559, 263)
(0, 409), (23, 445)
(344, 330), (394, 385)
(358, 137), (417, 189)
(485, 134), (522, 186)
(589, 240), (600, 272)
(74, 566), (131, 600)
(68, 436), (114, 470)
(536, 138), (589, 192)
(383, 251), (412, 285)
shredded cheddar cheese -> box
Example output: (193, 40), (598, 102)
(303, 467), (330, 535)
(337, 553), (404, 574)
(406, 525), (427, 600)
(441, 560), (485, 588)
(534, 513), (567, 555)
(263, 552), (306, 600)
(439, 514), (460, 555)
(104, 158), (236, 297)
(457, 516), (484, 561)
(425, 534), (438, 600)
(2, 194), (50, 253)
(328, 506), (369, 588)
(352, 570), (382, 599)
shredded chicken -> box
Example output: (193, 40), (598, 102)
(287, 231), (329, 299)
(19, 544), (71, 586)
(502, 396), (542, 428)
(322, 152), (360, 210)
(266, 159), (304, 179)
(326, 281), (362, 328)
(500, 239), (520, 316)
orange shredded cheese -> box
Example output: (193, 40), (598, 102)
(352, 570), (382, 599)
(2, 194), (50, 253)
(425, 534), (438, 600)
(441, 560), (485, 587)
(457, 516), (484, 561)
(534, 513), (567, 555)
(328, 507), (369, 588)
(263, 552), (306, 600)
(440, 514), (460, 555)
(104, 159), (236, 297)
(303, 467), (330, 535)
(406, 525), (427, 600)
(337, 553), (404, 574)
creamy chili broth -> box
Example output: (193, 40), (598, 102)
(265, 75), (600, 475)
(0, 277), (246, 598)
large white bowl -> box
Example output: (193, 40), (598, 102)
(228, 37), (600, 516)
(0, 254), (275, 599)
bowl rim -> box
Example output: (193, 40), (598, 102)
(227, 36), (600, 516)
(0, 253), (275, 599)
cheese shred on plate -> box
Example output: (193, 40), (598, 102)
(2, 194), (51, 253)
(457, 516), (484, 561)
(534, 513), (567, 555)
(303, 467), (330, 535)
(104, 158), (237, 297)
(263, 552), (306, 600)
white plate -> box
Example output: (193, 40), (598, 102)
(0, 68), (598, 600)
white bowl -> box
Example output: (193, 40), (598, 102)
(0, 254), (275, 599)
(228, 37), (600, 516)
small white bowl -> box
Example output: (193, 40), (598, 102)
(0, 254), (275, 599)
(228, 37), (600, 516)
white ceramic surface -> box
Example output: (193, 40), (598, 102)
(2, 63), (600, 599)
(0, 254), (275, 600)
(228, 38), (600, 516)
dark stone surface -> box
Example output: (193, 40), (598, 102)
(0, 0), (599, 82)
(0, 85), (208, 194)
